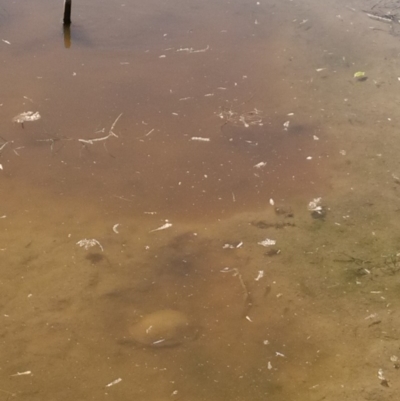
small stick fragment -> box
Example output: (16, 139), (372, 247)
(150, 221), (172, 233)
(106, 378), (122, 388)
(366, 13), (393, 23)
(11, 371), (32, 377)
(0, 388), (16, 397)
(176, 45), (209, 53)
(0, 141), (9, 152)
(255, 270), (264, 281)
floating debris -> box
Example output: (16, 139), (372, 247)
(223, 242), (243, 249)
(258, 238), (276, 247)
(378, 369), (389, 387)
(10, 371), (31, 377)
(191, 137), (210, 142)
(283, 120), (290, 130)
(12, 111), (41, 124)
(255, 270), (264, 281)
(106, 378), (122, 388)
(217, 108), (264, 127)
(366, 13), (393, 23)
(308, 197), (322, 212)
(177, 45), (210, 53)
(254, 161), (267, 169)
(76, 239), (104, 252)
(308, 197), (327, 219)
(354, 71), (367, 81)
(150, 221), (173, 233)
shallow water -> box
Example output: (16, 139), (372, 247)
(2, 0), (400, 400)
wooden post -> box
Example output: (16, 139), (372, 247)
(63, 24), (71, 48)
(63, 0), (72, 25)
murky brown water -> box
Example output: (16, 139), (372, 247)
(2, 0), (400, 400)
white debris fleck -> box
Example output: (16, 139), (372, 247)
(223, 242), (243, 249)
(258, 238), (276, 247)
(150, 221), (173, 233)
(159, 55), (166, 58)
(263, 340), (270, 345)
(0, 164), (3, 171)
(306, 156), (313, 160)
(239, 116), (250, 128)
(316, 68), (326, 72)
(2, 39), (11, 45)
(276, 352), (285, 357)
(268, 362), (272, 370)
(254, 161), (267, 168)
(112, 224), (120, 234)
(269, 198), (274, 206)
(176, 45), (210, 53)
(255, 270), (264, 281)
(12, 111), (41, 123)
(313, 135), (319, 140)
(76, 239), (104, 252)
(152, 339), (166, 345)
(106, 378), (122, 388)
(308, 197), (322, 212)
(283, 121), (290, 130)
(339, 150), (346, 156)
(245, 316), (253, 322)
(191, 137), (210, 142)
(377, 369), (386, 381)
(10, 371), (32, 377)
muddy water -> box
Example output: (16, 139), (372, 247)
(1, 0), (400, 400)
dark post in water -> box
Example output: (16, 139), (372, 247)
(63, 0), (72, 25)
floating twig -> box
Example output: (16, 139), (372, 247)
(78, 113), (122, 146)
(150, 221), (173, 233)
(106, 378), (122, 388)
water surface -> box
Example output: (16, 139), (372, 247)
(1, 1), (400, 400)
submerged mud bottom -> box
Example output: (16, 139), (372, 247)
(1, 184), (399, 401)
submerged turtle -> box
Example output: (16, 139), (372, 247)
(129, 309), (198, 348)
